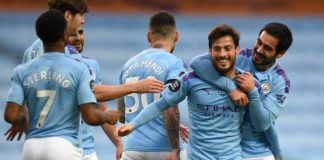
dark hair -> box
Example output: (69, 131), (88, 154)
(149, 11), (176, 38)
(259, 22), (293, 53)
(36, 9), (67, 43)
(48, 0), (88, 15)
(208, 24), (240, 49)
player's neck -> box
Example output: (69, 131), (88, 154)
(222, 69), (236, 79)
(151, 40), (174, 53)
(43, 42), (65, 54)
(254, 62), (275, 71)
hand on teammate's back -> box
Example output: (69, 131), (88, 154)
(134, 76), (165, 93)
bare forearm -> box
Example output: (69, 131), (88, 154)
(4, 102), (27, 124)
(163, 106), (180, 149)
(7, 112), (27, 125)
(81, 103), (118, 125)
(85, 110), (109, 125)
(94, 84), (136, 102)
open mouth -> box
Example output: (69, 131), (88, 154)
(255, 52), (266, 60)
(217, 57), (230, 64)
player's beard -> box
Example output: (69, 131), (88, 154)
(72, 39), (83, 53)
(211, 55), (235, 76)
(252, 48), (277, 69)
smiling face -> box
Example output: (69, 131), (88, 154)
(252, 31), (282, 71)
(67, 26), (84, 53)
(209, 35), (240, 78)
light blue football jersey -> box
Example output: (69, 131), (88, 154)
(22, 39), (99, 154)
(7, 52), (97, 148)
(22, 39), (82, 63)
(129, 69), (264, 159)
(237, 49), (289, 158)
(80, 56), (102, 156)
(162, 71), (245, 159)
(189, 49), (290, 158)
(119, 48), (186, 152)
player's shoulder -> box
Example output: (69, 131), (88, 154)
(158, 50), (181, 60)
(182, 71), (200, 81)
(182, 71), (217, 90)
(144, 48), (180, 60)
(238, 48), (253, 58)
(25, 39), (43, 52)
(58, 54), (86, 70)
(82, 56), (101, 73)
(64, 45), (80, 55)
(272, 64), (290, 93)
(12, 62), (31, 76)
(82, 56), (99, 65)
(273, 63), (289, 76)
(23, 39), (44, 63)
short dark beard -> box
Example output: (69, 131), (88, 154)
(211, 56), (235, 77)
(252, 48), (277, 70)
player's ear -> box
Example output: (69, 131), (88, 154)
(174, 31), (179, 43)
(63, 30), (69, 45)
(276, 50), (286, 59)
(147, 32), (151, 43)
(235, 45), (241, 55)
(208, 48), (212, 55)
(64, 10), (72, 22)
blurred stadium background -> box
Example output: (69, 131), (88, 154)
(0, 0), (324, 160)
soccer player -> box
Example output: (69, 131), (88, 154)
(190, 22), (293, 160)
(4, 9), (117, 160)
(117, 11), (186, 160)
(21, 0), (165, 102)
(67, 26), (123, 160)
(22, 0), (89, 63)
(6, 14), (164, 160)
(115, 24), (266, 159)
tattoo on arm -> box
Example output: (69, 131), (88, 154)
(163, 105), (180, 149)
(117, 97), (125, 123)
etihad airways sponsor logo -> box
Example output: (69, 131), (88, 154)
(197, 104), (241, 112)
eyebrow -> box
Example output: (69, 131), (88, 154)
(258, 38), (273, 51)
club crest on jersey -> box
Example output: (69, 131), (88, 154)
(218, 90), (227, 97)
(167, 79), (181, 92)
(261, 82), (272, 94)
